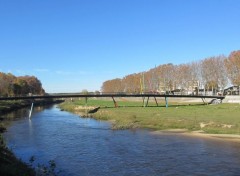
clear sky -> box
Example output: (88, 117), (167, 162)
(0, 0), (240, 93)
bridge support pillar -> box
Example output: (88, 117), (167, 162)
(29, 101), (34, 118)
(142, 97), (145, 107)
(165, 97), (168, 108)
(154, 97), (158, 106)
(112, 97), (118, 108)
(145, 97), (149, 107)
(201, 98), (207, 105)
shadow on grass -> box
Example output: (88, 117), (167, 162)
(100, 103), (206, 109)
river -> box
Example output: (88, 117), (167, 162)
(3, 105), (240, 176)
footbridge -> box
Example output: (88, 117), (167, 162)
(0, 93), (225, 108)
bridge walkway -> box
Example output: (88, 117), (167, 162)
(0, 93), (225, 108)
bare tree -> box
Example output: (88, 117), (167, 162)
(175, 64), (192, 94)
(189, 61), (202, 95)
(201, 56), (227, 95)
(156, 63), (176, 92)
(215, 55), (228, 94)
(225, 50), (240, 86)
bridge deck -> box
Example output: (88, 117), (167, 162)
(0, 93), (225, 101)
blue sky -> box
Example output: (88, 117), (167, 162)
(0, 0), (240, 93)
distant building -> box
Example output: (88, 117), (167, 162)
(224, 86), (240, 95)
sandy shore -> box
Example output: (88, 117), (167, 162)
(151, 129), (240, 143)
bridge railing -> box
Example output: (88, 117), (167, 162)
(0, 92), (225, 101)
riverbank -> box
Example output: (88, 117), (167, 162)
(0, 99), (63, 176)
(150, 129), (240, 143)
(0, 136), (35, 176)
(0, 99), (64, 131)
(59, 98), (240, 136)
(0, 99), (64, 114)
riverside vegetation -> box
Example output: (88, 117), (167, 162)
(59, 98), (240, 134)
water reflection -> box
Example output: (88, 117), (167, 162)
(3, 105), (240, 176)
(28, 119), (33, 136)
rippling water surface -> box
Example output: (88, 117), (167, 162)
(3, 105), (240, 176)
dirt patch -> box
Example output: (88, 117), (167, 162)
(151, 129), (240, 143)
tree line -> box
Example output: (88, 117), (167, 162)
(0, 72), (45, 97)
(101, 50), (240, 95)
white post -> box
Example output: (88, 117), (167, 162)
(29, 102), (34, 118)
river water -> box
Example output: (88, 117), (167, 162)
(3, 105), (240, 176)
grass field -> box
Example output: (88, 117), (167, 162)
(59, 98), (240, 134)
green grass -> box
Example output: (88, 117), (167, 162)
(59, 98), (240, 134)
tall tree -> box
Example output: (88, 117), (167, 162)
(156, 64), (176, 92)
(101, 78), (123, 93)
(175, 64), (192, 93)
(100, 49), (239, 95)
(225, 50), (240, 86)
(215, 55), (228, 92)
(122, 74), (141, 93)
(0, 72), (45, 96)
(201, 56), (227, 94)
(19, 76), (45, 95)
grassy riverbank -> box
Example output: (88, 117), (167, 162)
(59, 98), (240, 134)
